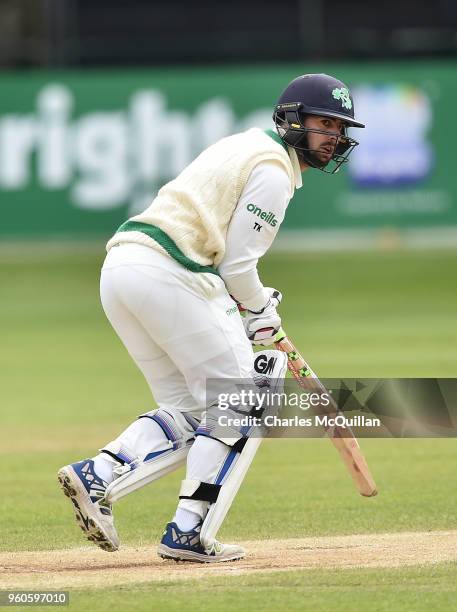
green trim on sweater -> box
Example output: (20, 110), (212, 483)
(264, 129), (288, 153)
(115, 220), (220, 276)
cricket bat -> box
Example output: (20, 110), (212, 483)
(274, 328), (378, 497)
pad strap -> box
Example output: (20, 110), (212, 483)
(179, 478), (221, 503)
(101, 449), (127, 465)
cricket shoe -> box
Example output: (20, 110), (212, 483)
(57, 459), (119, 552)
(157, 521), (245, 563)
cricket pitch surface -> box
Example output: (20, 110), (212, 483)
(2, 531), (457, 589)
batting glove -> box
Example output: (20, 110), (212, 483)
(241, 288), (282, 346)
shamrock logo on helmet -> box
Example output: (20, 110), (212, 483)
(332, 87), (352, 110)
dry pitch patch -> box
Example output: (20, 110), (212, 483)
(2, 531), (457, 589)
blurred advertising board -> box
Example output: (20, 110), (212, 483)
(0, 63), (455, 240)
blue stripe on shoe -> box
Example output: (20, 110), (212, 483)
(71, 459), (108, 502)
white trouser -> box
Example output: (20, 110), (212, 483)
(100, 243), (254, 416)
(99, 243), (255, 520)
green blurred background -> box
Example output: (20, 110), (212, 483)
(0, 35), (457, 560)
(1, 63), (456, 245)
(1, 2), (457, 609)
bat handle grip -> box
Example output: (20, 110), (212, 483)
(274, 327), (288, 343)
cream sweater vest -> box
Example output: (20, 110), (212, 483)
(106, 128), (295, 273)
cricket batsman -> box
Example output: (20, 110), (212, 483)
(58, 73), (364, 562)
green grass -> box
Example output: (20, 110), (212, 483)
(69, 565), (457, 612)
(260, 250), (457, 377)
(1, 246), (456, 610)
(2, 439), (457, 552)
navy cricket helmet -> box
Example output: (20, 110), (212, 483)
(273, 73), (365, 173)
